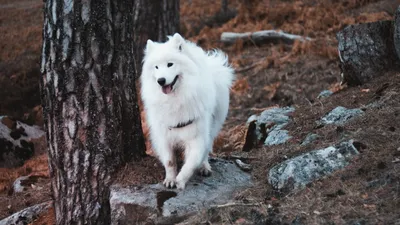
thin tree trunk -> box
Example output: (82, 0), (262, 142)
(40, 0), (145, 224)
(132, 0), (180, 76)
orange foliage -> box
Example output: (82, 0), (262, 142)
(184, 0), (392, 61)
(214, 124), (248, 152)
(0, 153), (49, 193)
(231, 78), (250, 95)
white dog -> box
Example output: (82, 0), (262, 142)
(140, 33), (234, 189)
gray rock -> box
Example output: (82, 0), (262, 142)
(0, 201), (52, 225)
(319, 106), (364, 126)
(12, 175), (43, 193)
(110, 158), (252, 224)
(257, 106), (295, 127)
(268, 140), (359, 192)
(317, 90), (333, 99)
(247, 107), (295, 147)
(0, 116), (45, 168)
(234, 159), (253, 172)
(265, 130), (291, 146)
(365, 101), (382, 109)
(300, 133), (320, 146)
(13, 176), (30, 193)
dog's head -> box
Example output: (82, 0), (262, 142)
(142, 33), (199, 95)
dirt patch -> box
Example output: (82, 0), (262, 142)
(114, 156), (165, 187)
(0, 0), (43, 119)
(0, 154), (51, 219)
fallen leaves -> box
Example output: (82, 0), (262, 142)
(0, 154), (49, 193)
(214, 124), (247, 152)
(231, 77), (250, 95)
(263, 82), (280, 100)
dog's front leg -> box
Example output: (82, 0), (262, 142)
(176, 137), (207, 190)
(155, 140), (177, 188)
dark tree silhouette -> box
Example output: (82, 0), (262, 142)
(132, 0), (180, 75)
(40, 0), (146, 223)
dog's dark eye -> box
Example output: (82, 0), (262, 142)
(155, 66), (158, 69)
(167, 63), (173, 67)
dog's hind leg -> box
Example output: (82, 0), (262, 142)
(176, 137), (208, 189)
(199, 141), (213, 176)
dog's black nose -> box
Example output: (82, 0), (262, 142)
(157, 78), (166, 86)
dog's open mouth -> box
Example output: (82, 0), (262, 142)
(162, 75), (179, 94)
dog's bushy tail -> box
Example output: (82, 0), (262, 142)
(207, 49), (235, 89)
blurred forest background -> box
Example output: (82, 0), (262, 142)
(1, 0), (400, 224)
(0, 0), (396, 120)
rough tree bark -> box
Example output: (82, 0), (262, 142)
(337, 20), (400, 86)
(132, 0), (180, 76)
(40, 0), (145, 224)
(394, 6), (400, 60)
(221, 0), (228, 13)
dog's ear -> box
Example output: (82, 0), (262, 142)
(171, 33), (185, 51)
(145, 39), (155, 54)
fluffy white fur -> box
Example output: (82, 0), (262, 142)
(140, 33), (235, 189)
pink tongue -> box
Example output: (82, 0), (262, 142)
(162, 85), (172, 94)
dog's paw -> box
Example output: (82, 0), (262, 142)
(198, 162), (212, 177)
(163, 178), (176, 188)
(198, 167), (212, 177)
(175, 180), (186, 190)
(175, 176), (187, 190)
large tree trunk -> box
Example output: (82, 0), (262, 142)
(337, 20), (400, 86)
(132, 0), (180, 76)
(40, 0), (146, 224)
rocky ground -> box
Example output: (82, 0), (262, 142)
(1, 0), (400, 224)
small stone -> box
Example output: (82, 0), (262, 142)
(265, 130), (291, 146)
(300, 133), (319, 146)
(319, 106), (364, 126)
(234, 159), (253, 172)
(246, 107), (295, 147)
(13, 176), (30, 193)
(317, 90), (333, 99)
(313, 210), (321, 215)
(257, 106), (295, 125)
(246, 115), (258, 124)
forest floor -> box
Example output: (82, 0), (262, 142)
(0, 0), (400, 224)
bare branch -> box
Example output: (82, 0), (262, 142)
(221, 30), (312, 45)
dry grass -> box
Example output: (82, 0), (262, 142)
(31, 206), (55, 225)
(0, 0), (42, 63)
(181, 71), (400, 224)
(0, 149), (49, 193)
